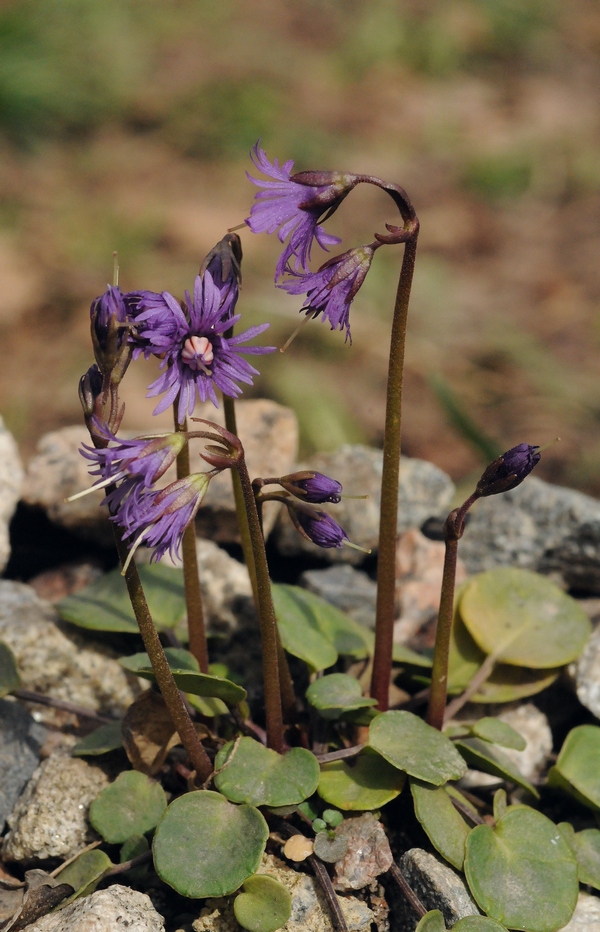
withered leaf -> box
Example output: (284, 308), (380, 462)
(3, 871), (73, 932)
(121, 688), (180, 775)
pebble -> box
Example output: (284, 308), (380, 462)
(558, 892), (600, 932)
(332, 813), (394, 892)
(192, 853), (374, 932)
(459, 476), (600, 593)
(570, 625), (600, 719)
(0, 416), (24, 572)
(2, 751), (109, 862)
(29, 560), (104, 603)
(20, 884), (165, 931)
(275, 446), (455, 565)
(300, 564), (377, 629)
(0, 699), (46, 833)
(0, 581), (141, 721)
(391, 848), (479, 932)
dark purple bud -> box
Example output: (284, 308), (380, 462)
(476, 443), (541, 497)
(280, 471), (342, 504)
(78, 364), (103, 418)
(292, 505), (349, 549)
(90, 286), (132, 380)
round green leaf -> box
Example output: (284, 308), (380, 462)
(453, 918), (509, 932)
(455, 737), (538, 797)
(278, 584), (371, 659)
(72, 721), (123, 757)
(459, 568), (591, 668)
(318, 749), (406, 812)
(153, 790), (268, 897)
(119, 833), (150, 882)
(120, 651), (246, 705)
(471, 717), (526, 751)
(89, 771), (167, 844)
(306, 674), (377, 720)
(410, 778), (470, 870)
(57, 564), (186, 634)
(368, 711), (467, 785)
(120, 647), (199, 674)
(55, 849), (113, 901)
(464, 808), (578, 932)
(568, 827), (600, 889)
(313, 831), (348, 863)
(214, 737), (320, 806)
(415, 910), (446, 932)
(272, 584), (338, 671)
(0, 641), (20, 697)
(548, 725), (600, 811)
(233, 874), (292, 932)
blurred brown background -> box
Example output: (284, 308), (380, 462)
(1, 0), (599, 493)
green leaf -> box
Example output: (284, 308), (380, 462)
(305, 674), (377, 720)
(410, 778), (470, 870)
(186, 694), (229, 716)
(318, 750), (406, 811)
(368, 711), (467, 785)
(119, 833), (150, 882)
(455, 737), (538, 798)
(289, 585), (371, 658)
(272, 584), (337, 671)
(72, 721), (123, 757)
(453, 918), (509, 932)
(313, 831), (348, 863)
(58, 564), (187, 634)
(464, 808), (578, 932)
(415, 910), (446, 932)
(548, 725), (600, 811)
(0, 641), (20, 697)
(471, 717), (526, 751)
(55, 849), (113, 901)
(560, 826), (600, 889)
(233, 874), (292, 932)
(392, 643), (433, 668)
(493, 789), (508, 822)
(459, 568), (591, 668)
(89, 771), (167, 844)
(152, 790), (268, 897)
(120, 652), (246, 705)
(214, 737), (320, 807)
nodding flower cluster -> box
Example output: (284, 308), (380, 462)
(246, 142), (383, 343)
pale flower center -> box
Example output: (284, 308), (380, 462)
(182, 335), (214, 373)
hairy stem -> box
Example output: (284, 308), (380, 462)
(371, 232), (419, 710)
(223, 396), (258, 604)
(235, 453), (284, 752)
(173, 406), (209, 673)
(113, 526), (212, 782)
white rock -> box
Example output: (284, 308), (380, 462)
(558, 892), (600, 932)
(0, 415), (24, 571)
(0, 580), (141, 718)
(20, 884), (165, 931)
(571, 625), (600, 718)
(2, 752), (109, 862)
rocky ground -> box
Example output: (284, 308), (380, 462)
(1, 402), (600, 931)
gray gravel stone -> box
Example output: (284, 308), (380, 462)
(192, 854), (373, 932)
(391, 848), (479, 932)
(0, 699), (45, 833)
(275, 447), (455, 565)
(332, 813), (393, 891)
(558, 892), (600, 932)
(570, 624), (600, 718)
(0, 415), (24, 572)
(300, 564), (377, 629)
(460, 476), (600, 592)
(2, 751), (109, 862)
(0, 581), (141, 720)
(20, 884), (165, 932)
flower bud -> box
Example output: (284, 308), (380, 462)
(289, 503), (349, 549)
(476, 443), (541, 497)
(279, 471), (342, 504)
(78, 364), (103, 419)
(90, 285), (132, 381)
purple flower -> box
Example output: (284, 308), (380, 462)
(280, 471), (343, 504)
(90, 286), (131, 377)
(246, 143), (349, 280)
(114, 472), (212, 565)
(125, 290), (189, 361)
(476, 443), (541, 497)
(130, 271), (274, 424)
(292, 505), (349, 549)
(280, 244), (377, 342)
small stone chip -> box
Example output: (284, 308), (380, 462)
(283, 834), (314, 862)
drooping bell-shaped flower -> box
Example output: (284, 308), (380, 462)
(476, 443), (541, 497)
(279, 471), (343, 504)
